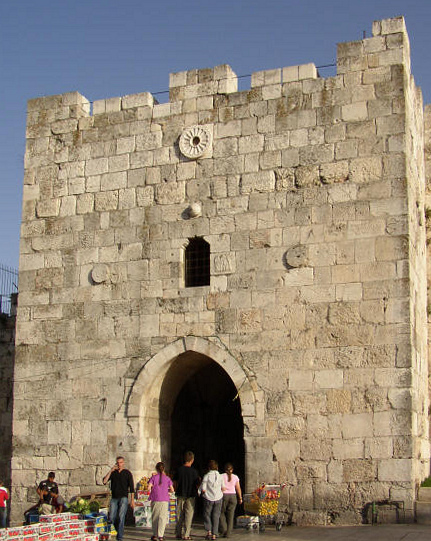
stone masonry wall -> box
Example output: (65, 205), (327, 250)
(12, 16), (429, 525)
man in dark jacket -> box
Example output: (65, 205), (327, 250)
(103, 457), (135, 541)
(174, 451), (200, 540)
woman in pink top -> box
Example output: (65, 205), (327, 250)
(219, 464), (242, 538)
(148, 462), (174, 541)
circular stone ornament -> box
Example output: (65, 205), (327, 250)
(179, 125), (212, 159)
(91, 263), (110, 284)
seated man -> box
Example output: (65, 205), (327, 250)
(37, 473), (57, 504)
(50, 487), (65, 514)
(38, 488), (54, 515)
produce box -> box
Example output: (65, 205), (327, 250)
(39, 516), (64, 524)
(22, 527), (39, 536)
(134, 502), (151, 528)
(169, 494), (176, 523)
(236, 515), (259, 528)
(39, 524), (54, 535)
(7, 528), (25, 537)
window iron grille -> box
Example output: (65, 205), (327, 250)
(185, 237), (210, 287)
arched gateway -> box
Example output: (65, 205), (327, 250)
(127, 337), (260, 488)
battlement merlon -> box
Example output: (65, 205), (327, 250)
(25, 15), (414, 126)
(337, 16), (411, 76)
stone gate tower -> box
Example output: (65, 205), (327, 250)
(11, 16), (430, 525)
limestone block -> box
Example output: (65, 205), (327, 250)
(33, 305), (62, 320)
(85, 157), (108, 177)
(19, 253), (45, 272)
(278, 416), (306, 437)
(155, 182), (185, 205)
(273, 440), (300, 461)
(265, 133), (290, 151)
(108, 154), (129, 173)
(376, 17), (406, 36)
(136, 132), (162, 151)
(300, 439), (332, 461)
(301, 285), (335, 303)
(349, 156), (383, 184)
(101, 171), (127, 191)
(213, 156), (244, 175)
(326, 389), (351, 413)
(211, 138), (237, 161)
(343, 459), (376, 482)
(333, 438), (364, 460)
(365, 437), (393, 459)
(295, 165), (319, 187)
(342, 413), (373, 438)
(314, 370), (343, 390)
(341, 102), (368, 122)
(296, 462), (327, 481)
(238, 134), (264, 154)
(169, 70), (187, 89)
(282, 65), (300, 83)
(261, 85), (281, 100)
(122, 92), (153, 109)
(241, 171), (275, 193)
(47, 420), (71, 444)
(139, 315), (159, 337)
(378, 458), (412, 482)
(94, 191), (118, 211)
(260, 150), (281, 170)
(288, 370), (313, 391)
(36, 198), (60, 218)
(319, 161), (349, 184)
(299, 144), (334, 166)
(257, 115), (275, 134)
(215, 120), (241, 139)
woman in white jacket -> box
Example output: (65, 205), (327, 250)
(200, 460), (225, 540)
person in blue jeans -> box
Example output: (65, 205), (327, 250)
(103, 457), (135, 541)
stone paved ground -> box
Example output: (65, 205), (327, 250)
(124, 523), (431, 541)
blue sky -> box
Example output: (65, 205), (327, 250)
(1, 0), (430, 270)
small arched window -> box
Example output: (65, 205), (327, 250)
(185, 237), (210, 287)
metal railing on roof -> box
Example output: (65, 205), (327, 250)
(0, 264), (18, 316)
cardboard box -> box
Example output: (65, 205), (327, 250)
(7, 528), (25, 538)
(236, 515), (260, 528)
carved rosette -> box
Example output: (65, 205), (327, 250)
(179, 125), (212, 159)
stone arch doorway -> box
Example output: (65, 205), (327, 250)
(162, 351), (245, 481)
(127, 337), (258, 489)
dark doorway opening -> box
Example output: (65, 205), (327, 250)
(166, 355), (245, 486)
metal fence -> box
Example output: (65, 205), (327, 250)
(0, 264), (18, 316)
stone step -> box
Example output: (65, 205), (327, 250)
(415, 501), (431, 525)
(417, 487), (431, 502)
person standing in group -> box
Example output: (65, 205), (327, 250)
(0, 480), (9, 528)
(219, 463), (242, 538)
(174, 451), (200, 540)
(148, 462), (174, 541)
(200, 460), (225, 540)
(103, 456), (135, 541)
